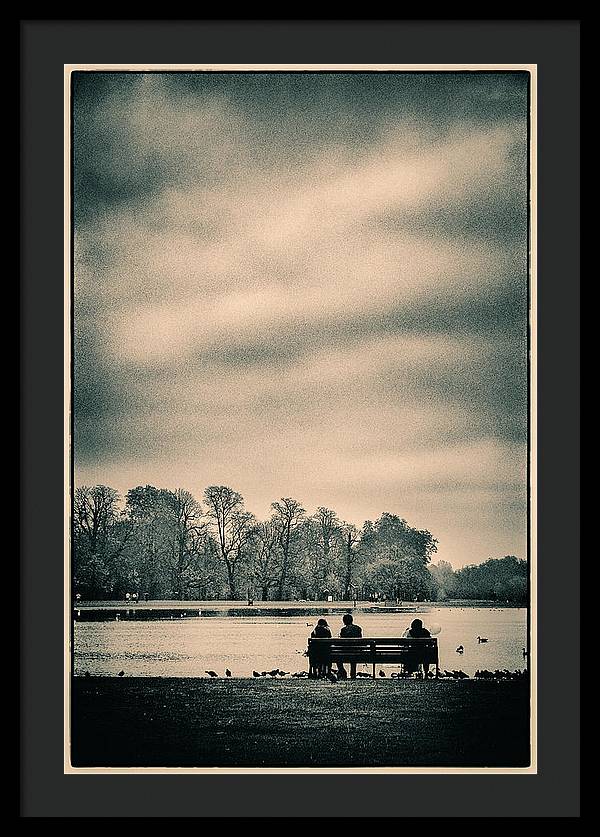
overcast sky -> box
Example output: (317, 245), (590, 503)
(73, 71), (529, 568)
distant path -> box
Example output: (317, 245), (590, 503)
(71, 677), (530, 768)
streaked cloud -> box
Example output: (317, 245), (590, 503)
(73, 71), (529, 567)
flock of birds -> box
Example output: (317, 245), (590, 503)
(474, 669), (528, 680)
(82, 666), (527, 681)
(80, 634), (529, 681)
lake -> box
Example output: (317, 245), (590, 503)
(73, 607), (528, 677)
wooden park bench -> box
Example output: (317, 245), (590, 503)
(307, 637), (439, 679)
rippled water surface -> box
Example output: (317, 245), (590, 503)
(73, 607), (528, 677)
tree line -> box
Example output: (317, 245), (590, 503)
(73, 484), (527, 603)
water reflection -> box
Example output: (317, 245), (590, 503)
(73, 608), (527, 678)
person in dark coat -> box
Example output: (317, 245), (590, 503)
(310, 618), (332, 678)
(337, 613), (363, 680)
(403, 618), (432, 677)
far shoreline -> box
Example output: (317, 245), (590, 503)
(72, 599), (526, 620)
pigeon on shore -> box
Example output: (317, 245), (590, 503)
(378, 670), (386, 677)
(205, 670), (219, 678)
(253, 671), (262, 677)
(225, 669), (232, 677)
(118, 670), (125, 677)
(456, 645), (464, 653)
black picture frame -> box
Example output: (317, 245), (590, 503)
(21, 19), (579, 818)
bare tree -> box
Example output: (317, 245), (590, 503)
(74, 485), (122, 557)
(164, 489), (207, 600)
(203, 485), (252, 599)
(312, 506), (341, 596)
(250, 519), (281, 600)
(271, 497), (305, 600)
(340, 522), (361, 600)
(124, 485), (171, 597)
(73, 485), (132, 597)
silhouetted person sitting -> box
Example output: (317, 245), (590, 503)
(337, 613), (363, 680)
(310, 618), (332, 678)
(403, 618), (432, 677)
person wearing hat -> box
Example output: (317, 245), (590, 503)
(310, 618), (332, 678)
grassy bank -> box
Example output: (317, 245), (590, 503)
(71, 677), (530, 768)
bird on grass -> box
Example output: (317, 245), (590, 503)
(456, 645), (464, 653)
(225, 669), (232, 677)
(477, 636), (489, 643)
(118, 670), (125, 677)
(473, 669), (524, 680)
(205, 670), (219, 678)
(378, 670), (386, 678)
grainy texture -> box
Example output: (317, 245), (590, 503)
(71, 677), (530, 768)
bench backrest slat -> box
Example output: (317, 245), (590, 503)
(308, 637), (438, 663)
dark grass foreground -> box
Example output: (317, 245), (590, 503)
(71, 678), (530, 768)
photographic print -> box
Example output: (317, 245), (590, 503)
(67, 66), (535, 772)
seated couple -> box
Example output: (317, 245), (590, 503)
(310, 614), (362, 679)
